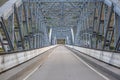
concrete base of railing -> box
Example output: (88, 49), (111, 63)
(66, 45), (120, 68)
(0, 45), (57, 73)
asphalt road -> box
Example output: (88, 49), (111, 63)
(24, 46), (110, 80)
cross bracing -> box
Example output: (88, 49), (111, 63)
(0, 0), (120, 52)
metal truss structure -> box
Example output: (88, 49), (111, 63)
(0, 0), (120, 52)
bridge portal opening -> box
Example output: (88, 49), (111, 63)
(57, 39), (65, 44)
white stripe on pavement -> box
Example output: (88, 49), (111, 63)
(71, 52), (110, 80)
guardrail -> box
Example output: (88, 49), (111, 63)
(66, 45), (120, 68)
(0, 45), (57, 73)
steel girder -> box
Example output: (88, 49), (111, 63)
(0, 0), (50, 52)
(75, 1), (120, 51)
(0, 17), (14, 52)
(74, 1), (95, 47)
(23, 0), (103, 3)
(0, 0), (120, 52)
(0, 0), (120, 20)
(51, 27), (73, 45)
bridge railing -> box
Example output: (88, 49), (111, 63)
(66, 45), (120, 68)
(0, 45), (57, 73)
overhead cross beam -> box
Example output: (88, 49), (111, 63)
(23, 0), (103, 3)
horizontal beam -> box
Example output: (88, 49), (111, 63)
(104, 0), (112, 7)
(23, 0), (103, 2)
(0, 0), (120, 20)
(0, 0), (22, 20)
(110, 0), (120, 16)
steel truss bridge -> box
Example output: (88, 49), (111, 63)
(0, 0), (120, 80)
(0, 0), (120, 52)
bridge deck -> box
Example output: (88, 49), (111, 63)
(24, 46), (108, 80)
(0, 46), (120, 80)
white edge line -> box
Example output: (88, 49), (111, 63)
(71, 53), (110, 80)
(48, 50), (54, 58)
(23, 66), (39, 80)
(23, 52), (54, 80)
(23, 48), (109, 80)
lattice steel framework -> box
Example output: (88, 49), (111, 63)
(0, 0), (120, 52)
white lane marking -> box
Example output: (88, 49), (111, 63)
(23, 52), (54, 80)
(23, 65), (39, 80)
(71, 52), (110, 80)
(48, 50), (54, 58)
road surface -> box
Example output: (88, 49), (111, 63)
(24, 46), (109, 80)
